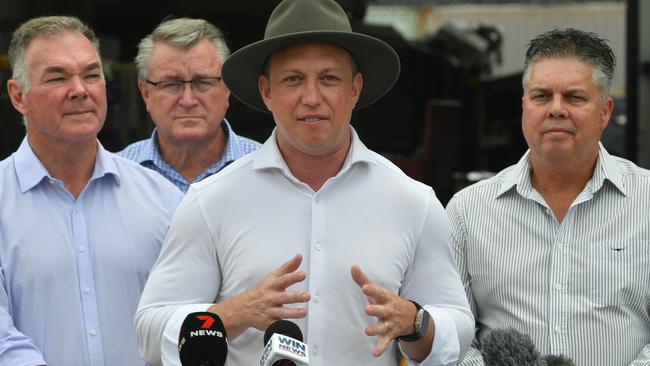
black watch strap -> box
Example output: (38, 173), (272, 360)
(396, 300), (430, 342)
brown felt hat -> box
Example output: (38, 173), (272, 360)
(221, 0), (400, 113)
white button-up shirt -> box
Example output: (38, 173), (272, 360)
(136, 128), (474, 366)
(447, 145), (650, 366)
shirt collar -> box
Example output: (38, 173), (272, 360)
(251, 126), (375, 174)
(593, 143), (626, 195)
(130, 128), (164, 166)
(14, 136), (120, 194)
(497, 142), (626, 198)
(205, 119), (243, 175)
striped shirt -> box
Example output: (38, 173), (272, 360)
(118, 119), (261, 192)
(446, 144), (650, 366)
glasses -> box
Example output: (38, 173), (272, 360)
(145, 76), (222, 95)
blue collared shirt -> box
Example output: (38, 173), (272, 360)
(118, 119), (261, 192)
(0, 138), (183, 366)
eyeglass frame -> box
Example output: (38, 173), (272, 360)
(144, 76), (223, 94)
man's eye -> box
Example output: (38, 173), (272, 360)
(195, 80), (215, 88)
(531, 94), (548, 101)
(284, 76), (301, 83)
(160, 81), (181, 89)
(84, 74), (102, 81)
(46, 77), (66, 83)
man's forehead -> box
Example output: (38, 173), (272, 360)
(150, 39), (222, 71)
(530, 58), (595, 82)
(26, 32), (98, 65)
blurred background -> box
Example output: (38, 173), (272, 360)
(1, 0), (648, 204)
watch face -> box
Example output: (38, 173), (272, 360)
(414, 309), (424, 330)
(417, 309), (430, 337)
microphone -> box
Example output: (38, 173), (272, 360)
(178, 312), (228, 366)
(480, 328), (575, 366)
(260, 320), (309, 366)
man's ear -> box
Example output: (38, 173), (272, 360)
(351, 72), (363, 108)
(259, 74), (273, 112)
(137, 79), (152, 111)
(600, 96), (614, 130)
(7, 79), (28, 116)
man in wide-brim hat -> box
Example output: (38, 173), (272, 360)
(135, 0), (474, 365)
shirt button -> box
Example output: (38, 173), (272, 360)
(313, 295), (320, 303)
(83, 287), (91, 294)
(315, 243), (321, 251)
(79, 246), (86, 252)
(554, 283), (562, 290)
(312, 346), (318, 356)
(90, 329), (97, 336)
(314, 197), (320, 203)
(554, 326), (561, 334)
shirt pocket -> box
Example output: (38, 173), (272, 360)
(590, 241), (650, 306)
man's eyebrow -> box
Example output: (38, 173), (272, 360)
(83, 62), (102, 72)
(42, 66), (67, 74)
(43, 62), (102, 74)
(563, 87), (589, 94)
(528, 86), (549, 93)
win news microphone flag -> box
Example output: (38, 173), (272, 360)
(179, 312), (228, 366)
(260, 320), (309, 366)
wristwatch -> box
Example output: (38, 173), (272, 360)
(397, 300), (430, 342)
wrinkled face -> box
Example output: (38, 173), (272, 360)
(259, 42), (362, 158)
(522, 57), (613, 164)
(8, 31), (107, 146)
(139, 39), (230, 145)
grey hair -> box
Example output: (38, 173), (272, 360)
(8, 15), (101, 92)
(135, 17), (230, 81)
(522, 28), (615, 103)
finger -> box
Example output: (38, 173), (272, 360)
(350, 265), (373, 289)
(275, 290), (311, 306)
(364, 303), (389, 319)
(364, 321), (386, 337)
(273, 254), (303, 276)
(362, 283), (390, 305)
(267, 306), (309, 320)
(372, 335), (392, 358)
(274, 270), (307, 290)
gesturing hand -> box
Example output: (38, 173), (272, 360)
(351, 265), (417, 358)
(209, 254), (310, 338)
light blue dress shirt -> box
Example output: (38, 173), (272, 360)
(0, 138), (183, 366)
(118, 119), (261, 192)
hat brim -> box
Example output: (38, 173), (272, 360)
(222, 30), (400, 114)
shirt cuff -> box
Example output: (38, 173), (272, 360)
(403, 305), (460, 366)
(161, 304), (215, 366)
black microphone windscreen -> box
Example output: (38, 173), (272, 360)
(544, 354), (576, 366)
(179, 312), (228, 366)
(481, 327), (543, 366)
(263, 320), (304, 345)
